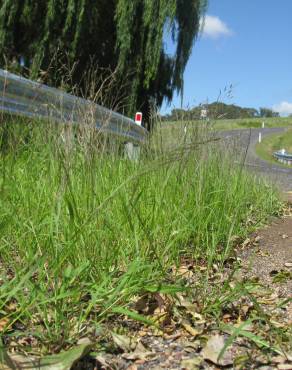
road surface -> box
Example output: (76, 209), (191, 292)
(218, 128), (292, 194)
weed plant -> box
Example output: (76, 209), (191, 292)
(0, 114), (280, 351)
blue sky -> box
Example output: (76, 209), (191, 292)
(162, 0), (292, 116)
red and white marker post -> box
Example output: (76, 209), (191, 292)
(125, 112), (143, 161)
(135, 112), (143, 126)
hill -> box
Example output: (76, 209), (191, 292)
(163, 102), (279, 121)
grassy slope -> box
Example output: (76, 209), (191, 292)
(0, 118), (283, 353)
(256, 128), (292, 165)
(161, 116), (292, 130)
(211, 116), (292, 130)
(155, 117), (292, 153)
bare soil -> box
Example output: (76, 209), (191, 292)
(239, 213), (292, 320)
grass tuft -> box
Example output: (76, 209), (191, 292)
(0, 116), (281, 351)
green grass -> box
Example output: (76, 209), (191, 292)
(154, 117), (292, 151)
(211, 116), (292, 130)
(256, 128), (292, 166)
(0, 116), (282, 353)
(162, 116), (292, 130)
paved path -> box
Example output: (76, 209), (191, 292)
(218, 128), (292, 195)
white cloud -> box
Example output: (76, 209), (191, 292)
(273, 101), (292, 116)
(200, 15), (233, 39)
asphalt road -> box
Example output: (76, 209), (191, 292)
(218, 128), (292, 193)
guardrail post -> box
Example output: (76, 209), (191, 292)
(125, 112), (142, 161)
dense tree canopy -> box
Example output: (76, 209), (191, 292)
(259, 107), (279, 118)
(0, 0), (207, 129)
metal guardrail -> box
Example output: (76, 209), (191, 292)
(273, 150), (292, 165)
(0, 69), (147, 143)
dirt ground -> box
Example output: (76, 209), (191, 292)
(239, 212), (292, 320)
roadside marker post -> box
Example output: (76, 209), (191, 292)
(262, 121), (265, 128)
(259, 132), (262, 143)
(125, 112), (143, 161)
(135, 112), (143, 126)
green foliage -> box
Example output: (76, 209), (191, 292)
(0, 0), (207, 128)
(259, 107), (279, 118)
(0, 117), (280, 348)
(164, 102), (263, 121)
(163, 103), (283, 122)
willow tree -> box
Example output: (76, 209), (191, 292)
(0, 0), (207, 129)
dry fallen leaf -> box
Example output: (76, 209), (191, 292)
(176, 296), (205, 324)
(277, 364), (292, 370)
(272, 355), (286, 364)
(270, 320), (287, 329)
(201, 334), (233, 366)
(134, 293), (166, 315)
(174, 264), (194, 276)
(111, 333), (134, 352)
(257, 250), (271, 257)
(0, 317), (10, 332)
(181, 357), (203, 369)
(126, 365), (138, 370)
(183, 340), (201, 353)
(242, 238), (251, 248)
(181, 321), (202, 338)
(0, 340), (92, 370)
(121, 351), (156, 361)
(95, 354), (110, 369)
(163, 332), (181, 341)
(120, 340), (155, 361)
